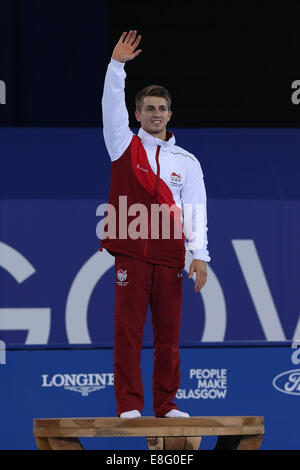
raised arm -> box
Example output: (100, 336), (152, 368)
(102, 30), (142, 161)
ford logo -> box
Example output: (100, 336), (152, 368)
(272, 369), (300, 396)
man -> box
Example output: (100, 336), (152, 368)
(100, 30), (210, 418)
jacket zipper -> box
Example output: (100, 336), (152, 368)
(143, 144), (161, 258)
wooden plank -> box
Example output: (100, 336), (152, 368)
(235, 434), (264, 450)
(34, 424), (264, 438)
(146, 437), (164, 450)
(185, 437), (202, 450)
(47, 437), (84, 450)
(164, 437), (186, 450)
(146, 437), (201, 451)
(93, 424), (264, 437)
(34, 416), (264, 428)
(35, 437), (52, 450)
(33, 416), (264, 438)
(32, 416), (264, 451)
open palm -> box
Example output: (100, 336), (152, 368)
(112, 30), (142, 63)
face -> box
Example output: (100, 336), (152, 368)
(135, 96), (172, 138)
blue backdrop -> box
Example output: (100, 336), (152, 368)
(1, 127), (300, 199)
(0, 196), (299, 346)
(0, 344), (300, 450)
(0, 128), (299, 346)
(0, 127), (300, 449)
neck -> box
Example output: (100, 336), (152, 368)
(143, 127), (167, 141)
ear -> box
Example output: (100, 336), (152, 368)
(135, 110), (141, 122)
(167, 110), (172, 122)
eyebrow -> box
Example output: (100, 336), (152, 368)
(144, 105), (167, 109)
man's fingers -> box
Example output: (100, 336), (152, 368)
(119, 31), (127, 43)
(113, 30), (141, 62)
(133, 49), (142, 58)
(194, 271), (201, 291)
(194, 270), (207, 292)
(200, 271), (207, 289)
(129, 30), (137, 45)
(126, 30), (135, 43)
(188, 261), (207, 292)
(132, 34), (141, 49)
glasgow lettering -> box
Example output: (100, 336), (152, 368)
(176, 388), (227, 399)
(177, 368), (228, 400)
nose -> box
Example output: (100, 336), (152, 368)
(153, 110), (162, 118)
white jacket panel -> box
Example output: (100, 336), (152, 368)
(102, 58), (211, 262)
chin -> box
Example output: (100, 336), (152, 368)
(149, 126), (164, 134)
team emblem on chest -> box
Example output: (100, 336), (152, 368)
(170, 172), (182, 187)
(116, 268), (128, 286)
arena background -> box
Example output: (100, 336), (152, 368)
(0, 0), (300, 450)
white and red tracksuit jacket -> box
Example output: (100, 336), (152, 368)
(100, 58), (210, 269)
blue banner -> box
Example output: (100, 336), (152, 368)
(1, 128), (300, 199)
(0, 127), (299, 346)
(0, 197), (299, 346)
(0, 344), (299, 449)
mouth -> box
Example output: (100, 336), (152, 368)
(151, 120), (162, 124)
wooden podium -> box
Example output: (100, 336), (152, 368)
(33, 416), (264, 450)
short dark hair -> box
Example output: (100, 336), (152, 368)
(135, 85), (171, 112)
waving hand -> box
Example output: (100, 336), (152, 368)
(112, 30), (142, 63)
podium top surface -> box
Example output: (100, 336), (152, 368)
(33, 416), (265, 438)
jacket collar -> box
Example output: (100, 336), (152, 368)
(138, 127), (176, 150)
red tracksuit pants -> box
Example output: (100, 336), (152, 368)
(113, 253), (183, 417)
